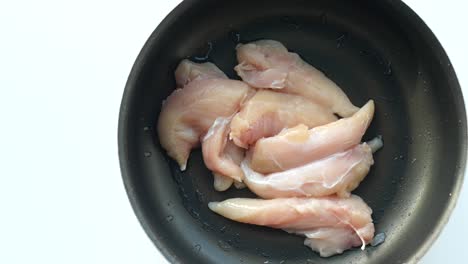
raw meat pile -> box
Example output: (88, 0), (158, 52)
(157, 40), (383, 257)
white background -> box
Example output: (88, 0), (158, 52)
(0, 1), (466, 263)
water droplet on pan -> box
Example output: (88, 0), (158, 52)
(194, 244), (201, 253)
(193, 42), (213, 62)
(218, 240), (232, 251)
(196, 190), (205, 202)
(166, 215), (174, 222)
(336, 34), (347, 48)
(383, 62), (392, 76)
(229, 30), (241, 43)
(189, 208), (200, 219)
(202, 222), (212, 230)
(371, 233), (386, 247)
(144, 152), (152, 157)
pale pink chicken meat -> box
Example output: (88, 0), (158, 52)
(242, 138), (383, 199)
(209, 195), (375, 257)
(229, 90), (337, 148)
(157, 61), (253, 170)
(174, 59), (227, 87)
(235, 40), (359, 117)
(202, 117), (245, 189)
(212, 165), (247, 192)
(211, 132), (246, 191)
(250, 100), (374, 174)
(212, 139), (247, 191)
(212, 173), (234, 192)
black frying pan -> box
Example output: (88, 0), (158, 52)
(118, 0), (467, 263)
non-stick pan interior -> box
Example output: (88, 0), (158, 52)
(119, 0), (467, 263)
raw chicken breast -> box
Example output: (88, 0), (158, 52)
(250, 100), (374, 174)
(242, 138), (383, 199)
(212, 140), (246, 191)
(230, 90), (337, 148)
(209, 195), (375, 257)
(235, 40), (359, 117)
(174, 59), (227, 87)
(302, 227), (369, 257)
(202, 117), (245, 187)
(213, 173), (234, 192)
(157, 77), (253, 170)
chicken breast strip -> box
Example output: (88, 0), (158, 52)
(235, 40), (358, 117)
(250, 100), (374, 174)
(158, 60), (253, 170)
(175, 59), (227, 87)
(209, 196), (375, 257)
(202, 117), (245, 187)
(242, 137), (383, 199)
(230, 90), (337, 148)
(211, 138), (247, 191)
